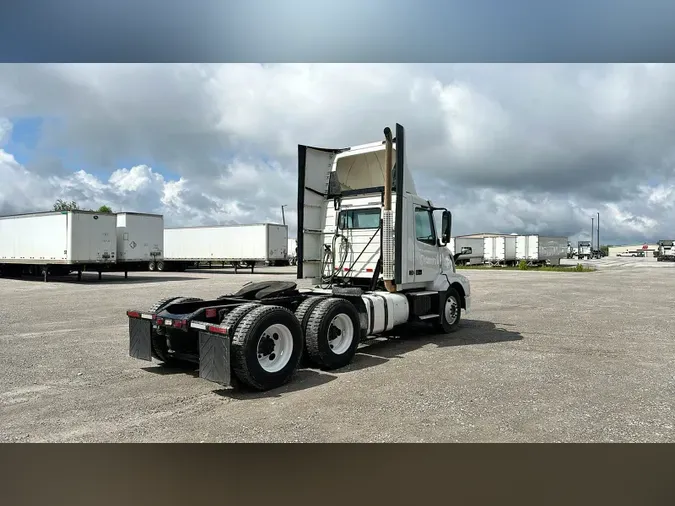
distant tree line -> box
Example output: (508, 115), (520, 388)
(53, 199), (112, 214)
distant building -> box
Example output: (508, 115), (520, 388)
(607, 244), (658, 257)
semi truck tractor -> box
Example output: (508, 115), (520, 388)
(125, 124), (472, 392)
(657, 240), (675, 261)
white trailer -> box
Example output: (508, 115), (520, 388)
(115, 212), (164, 271)
(162, 223), (289, 272)
(483, 236), (517, 265)
(516, 235), (568, 266)
(448, 237), (484, 265)
(125, 123), (472, 392)
(0, 210), (116, 281)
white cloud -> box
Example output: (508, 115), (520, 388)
(2, 63), (675, 244)
(0, 117), (11, 146)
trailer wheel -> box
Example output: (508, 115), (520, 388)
(304, 297), (361, 370)
(231, 305), (303, 391)
(434, 287), (462, 334)
(148, 261), (156, 271)
(156, 260), (165, 272)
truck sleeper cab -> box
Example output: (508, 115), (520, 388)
(126, 124), (472, 392)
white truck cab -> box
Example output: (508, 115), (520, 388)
(297, 123), (471, 333)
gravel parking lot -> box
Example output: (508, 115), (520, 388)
(1, 257), (674, 442)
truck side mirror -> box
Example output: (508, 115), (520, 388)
(441, 211), (452, 244)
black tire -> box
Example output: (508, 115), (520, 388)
(231, 305), (303, 391)
(156, 260), (165, 271)
(304, 297), (361, 370)
(295, 296), (328, 335)
(148, 261), (156, 271)
(220, 302), (260, 330)
(294, 296), (328, 366)
(434, 286), (462, 334)
(149, 296), (202, 364)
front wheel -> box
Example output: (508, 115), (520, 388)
(434, 287), (462, 334)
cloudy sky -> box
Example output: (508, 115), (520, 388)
(1, 63), (674, 245)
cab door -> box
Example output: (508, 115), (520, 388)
(411, 196), (441, 285)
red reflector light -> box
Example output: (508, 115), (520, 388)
(207, 325), (228, 335)
(127, 311), (140, 318)
(366, 268), (373, 272)
(205, 308), (217, 318)
(172, 319), (188, 329)
(343, 268), (350, 272)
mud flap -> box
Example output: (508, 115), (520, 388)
(438, 290), (447, 327)
(198, 331), (231, 387)
(129, 318), (153, 361)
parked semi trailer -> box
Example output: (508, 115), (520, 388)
(483, 235), (517, 266)
(516, 235), (568, 266)
(116, 212), (164, 272)
(161, 223), (289, 272)
(448, 237), (484, 265)
(126, 123), (472, 391)
(657, 240), (675, 261)
(0, 210), (116, 281)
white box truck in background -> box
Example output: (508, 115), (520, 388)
(483, 235), (517, 265)
(516, 235), (568, 266)
(447, 237), (485, 265)
(162, 223), (289, 272)
(577, 241), (592, 260)
(116, 212), (164, 271)
(0, 210), (117, 281)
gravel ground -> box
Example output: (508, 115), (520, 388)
(1, 257), (674, 442)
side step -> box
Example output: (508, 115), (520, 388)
(418, 314), (439, 320)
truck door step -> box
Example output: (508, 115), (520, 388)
(418, 313), (439, 320)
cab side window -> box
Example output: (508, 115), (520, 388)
(414, 207), (436, 245)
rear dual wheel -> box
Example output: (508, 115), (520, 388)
(304, 297), (361, 370)
(228, 304), (304, 391)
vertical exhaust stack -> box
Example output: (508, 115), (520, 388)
(597, 212), (600, 254)
(382, 127), (397, 293)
